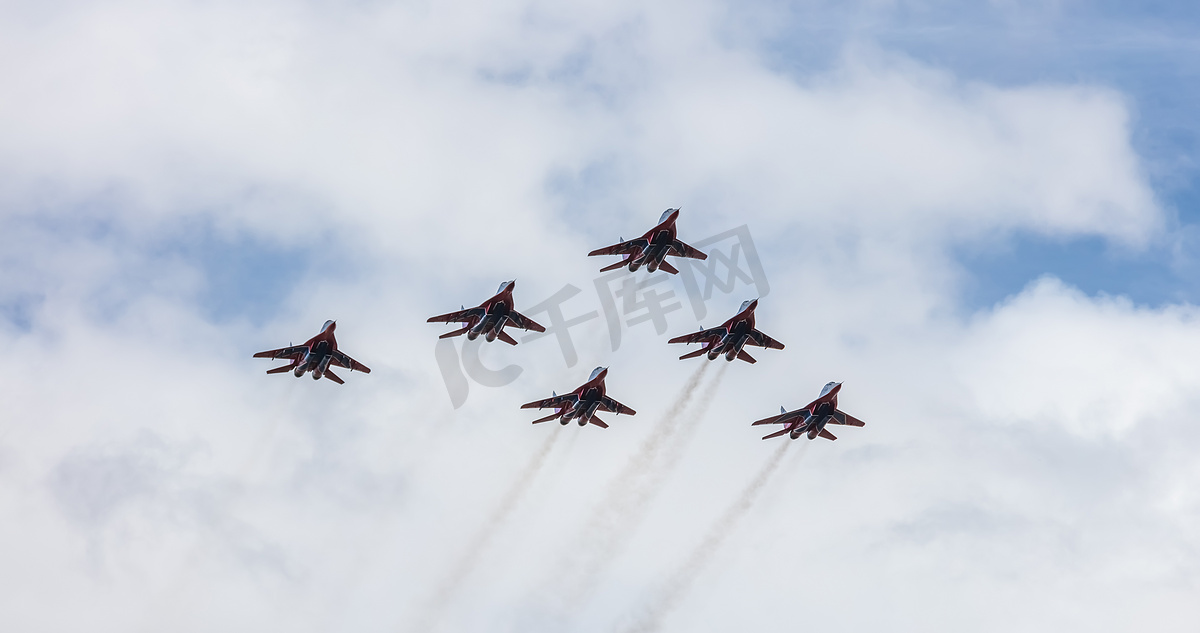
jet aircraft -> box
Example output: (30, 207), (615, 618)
(587, 208), (708, 274)
(253, 320), (371, 384)
(751, 381), (866, 440)
(521, 367), (636, 428)
(427, 280), (546, 344)
(667, 299), (784, 363)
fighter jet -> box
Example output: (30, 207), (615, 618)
(587, 208), (708, 274)
(667, 299), (784, 363)
(752, 382), (866, 441)
(520, 367), (636, 428)
(427, 280), (546, 344)
(253, 320), (371, 384)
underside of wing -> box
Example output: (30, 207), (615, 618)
(507, 310), (546, 333)
(253, 345), (308, 360)
(427, 307), (485, 324)
(667, 327), (725, 345)
(588, 239), (647, 257)
(751, 410), (808, 426)
(830, 410), (866, 427)
(670, 240), (708, 260)
(532, 411), (565, 424)
(332, 351), (371, 373)
(746, 329), (785, 350)
(600, 396), (636, 416)
(521, 394), (576, 410)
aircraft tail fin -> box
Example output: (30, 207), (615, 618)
(818, 428), (837, 441)
(324, 369), (345, 385)
(266, 365), (294, 375)
(532, 411), (562, 424)
(496, 330), (518, 345)
(588, 416), (609, 429)
(679, 347), (709, 360)
(762, 427), (791, 440)
(657, 260), (679, 275)
(439, 326), (471, 339)
(780, 405), (787, 414)
(737, 350), (757, 364)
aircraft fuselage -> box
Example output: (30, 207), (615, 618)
(294, 326), (338, 380)
(789, 386), (841, 440)
(628, 219), (679, 273)
(467, 285), (516, 341)
(561, 380), (607, 426)
(708, 305), (758, 361)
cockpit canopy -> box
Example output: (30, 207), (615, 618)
(658, 208), (678, 224)
(589, 366), (607, 381)
(739, 299), (757, 313)
(819, 381), (840, 396)
(497, 280), (515, 295)
(322, 320), (336, 332)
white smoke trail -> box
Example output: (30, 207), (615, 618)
(409, 430), (562, 632)
(558, 361), (727, 606)
(623, 441), (792, 633)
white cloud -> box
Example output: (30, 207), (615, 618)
(0, 1), (1196, 632)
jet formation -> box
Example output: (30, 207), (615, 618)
(254, 208), (867, 443)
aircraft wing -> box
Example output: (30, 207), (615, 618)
(830, 410), (866, 427)
(751, 409), (809, 426)
(667, 326), (726, 345)
(600, 396), (636, 416)
(507, 310), (546, 333)
(670, 240), (708, 260)
(521, 394), (577, 410)
(427, 307), (485, 324)
(253, 345), (308, 360)
(746, 329), (785, 350)
(588, 238), (648, 257)
(331, 350), (371, 373)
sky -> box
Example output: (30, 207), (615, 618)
(1, 0), (1199, 631)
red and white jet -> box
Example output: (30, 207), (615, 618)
(752, 382), (866, 441)
(587, 208), (708, 274)
(667, 299), (784, 363)
(253, 320), (371, 384)
(427, 280), (546, 344)
(520, 367), (637, 428)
